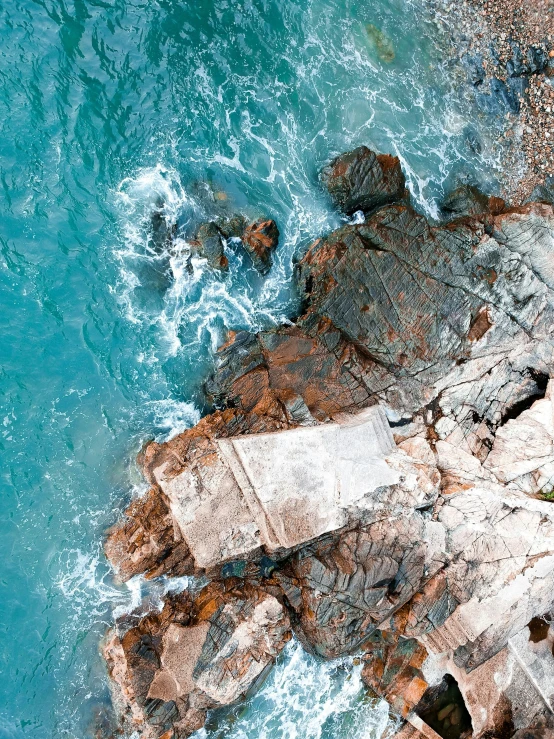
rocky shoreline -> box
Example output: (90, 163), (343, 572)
(102, 146), (554, 739)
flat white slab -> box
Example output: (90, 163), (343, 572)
(155, 405), (398, 568)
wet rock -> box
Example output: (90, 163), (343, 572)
(215, 214), (248, 240)
(241, 218), (279, 274)
(464, 126), (483, 155)
(320, 145), (406, 216)
(503, 42), (548, 80)
(195, 222), (228, 270)
(110, 405), (440, 579)
(104, 582), (291, 739)
(490, 77), (520, 114)
(205, 326), (379, 422)
(507, 43), (528, 77)
(440, 184), (497, 219)
(527, 46), (549, 75)
(151, 208), (175, 254)
(507, 75), (530, 106)
(275, 506), (444, 658)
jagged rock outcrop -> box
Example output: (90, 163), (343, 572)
(106, 407), (296, 583)
(361, 632), (429, 720)
(107, 406), (439, 579)
(241, 218), (279, 274)
(194, 222), (228, 271)
(104, 581), (291, 739)
(104, 148), (554, 739)
(192, 216), (279, 274)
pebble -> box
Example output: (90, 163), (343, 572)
(438, 0), (554, 202)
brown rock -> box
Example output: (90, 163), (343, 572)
(274, 513), (443, 658)
(105, 487), (194, 583)
(361, 632), (429, 718)
(195, 222), (228, 270)
(103, 147), (554, 739)
(241, 219), (279, 274)
(320, 145), (406, 216)
(104, 581), (291, 739)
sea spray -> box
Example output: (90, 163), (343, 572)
(194, 640), (397, 739)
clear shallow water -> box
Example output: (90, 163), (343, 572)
(0, 0), (505, 736)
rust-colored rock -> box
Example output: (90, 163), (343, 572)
(361, 632), (429, 718)
(241, 218), (279, 274)
(106, 407), (294, 582)
(205, 325), (380, 422)
(103, 150), (554, 739)
(105, 487), (194, 582)
(104, 581), (291, 739)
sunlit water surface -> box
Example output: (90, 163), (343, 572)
(0, 0), (506, 736)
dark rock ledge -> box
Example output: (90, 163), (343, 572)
(103, 147), (554, 739)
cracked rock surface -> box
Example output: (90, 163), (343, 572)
(103, 148), (554, 739)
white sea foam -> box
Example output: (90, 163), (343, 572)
(145, 398), (200, 441)
(194, 640), (396, 739)
(56, 548), (198, 629)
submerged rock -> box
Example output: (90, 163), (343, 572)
(150, 208), (176, 254)
(320, 145), (406, 216)
(365, 24), (395, 63)
(194, 222), (228, 271)
(104, 151), (554, 739)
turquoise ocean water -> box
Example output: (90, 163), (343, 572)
(0, 1), (507, 737)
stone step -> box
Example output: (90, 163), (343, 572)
(419, 611), (477, 655)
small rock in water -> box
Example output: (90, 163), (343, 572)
(216, 213), (248, 240)
(365, 24), (395, 63)
(150, 202), (176, 254)
(241, 218), (279, 274)
(195, 221), (228, 270)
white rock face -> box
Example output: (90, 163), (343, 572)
(152, 405), (434, 569)
(485, 380), (554, 495)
